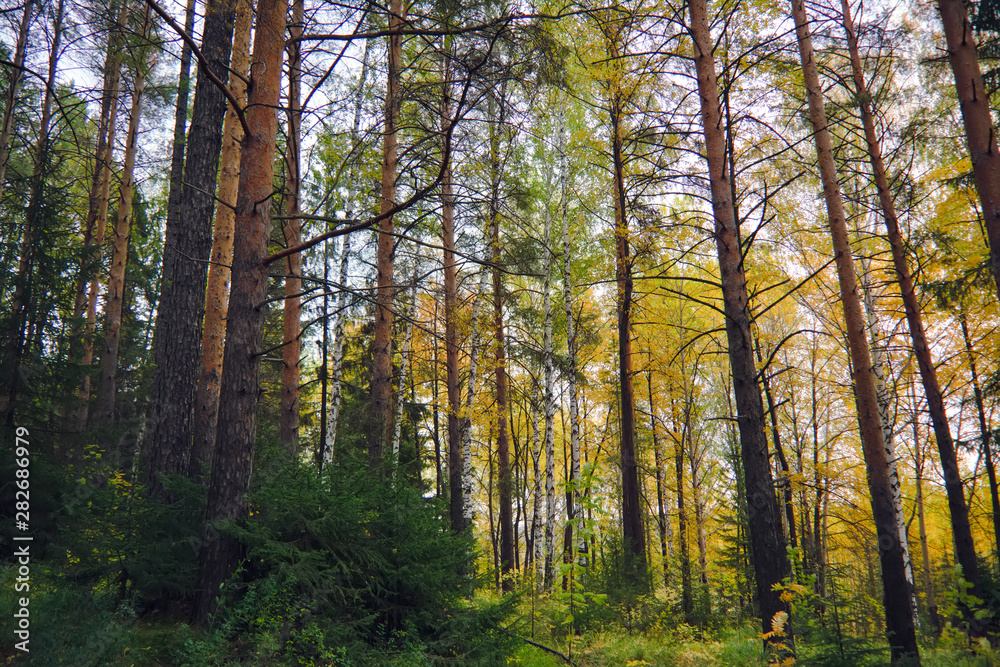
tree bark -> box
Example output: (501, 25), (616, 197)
(648, 368), (670, 587)
(279, 0), (304, 450)
(789, 0), (918, 658)
(461, 264), (488, 528)
(194, 0), (287, 625)
(542, 150), (557, 589)
(370, 0), (404, 466)
(936, 0), (1000, 305)
(610, 87), (645, 570)
(393, 270), (417, 459)
(146, 0), (238, 495)
(97, 6), (152, 425)
(914, 410), (941, 632)
(442, 43), (464, 531)
(558, 99), (585, 569)
(190, 0), (252, 478)
(73, 4), (124, 432)
(688, 0), (791, 649)
(493, 190), (514, 590)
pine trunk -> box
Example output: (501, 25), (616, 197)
(936, 0), (1000, 304)
(194, 0), (286, 625)
(688, 0), (791, 648)
(146, 0), (238, 495)
(97, 9), (151, 425)
(371, 0), (404, 466)
(845, 2), (980, 619)
(74, 9), (124, 432)
(190, 0), (252, 478)
(279, 0), (304, 450)
(611, 94), (645, 569)
(789, 0), (918, 657)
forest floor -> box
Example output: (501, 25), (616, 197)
(510, 624), (1000, 667)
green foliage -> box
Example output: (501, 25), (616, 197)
(585, 535), (660, 634)
(175, 453), (518, 665)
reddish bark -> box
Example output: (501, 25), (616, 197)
(194, 0), (287, 626)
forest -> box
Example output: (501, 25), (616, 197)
(3, 0), (1000, 664)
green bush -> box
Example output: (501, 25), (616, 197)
(176, 454), (518, 665)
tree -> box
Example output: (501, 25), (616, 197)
(0, 0), (66, 424)
(370, 0), (405, 465)
(190, 0), (253, 477)
(279, 0), (304, 450)
(789, 0), (919, 657)
(195, 0), (287, 624)
(842, 0), (981, 621)
(145, 0), (238, 496)
(97, 3), (153, 426)
(687, 0), (790, 648)
(937, 0), (1000, 305)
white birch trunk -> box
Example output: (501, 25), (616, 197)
(531, 381), (544, 586)
(558, 99), (585, 565)
(393, 266), (418, 459)
(325, 36), (371, 463)
(543, 146), (557, 587)
(859, 253), (917, 605)
(461, 263), (489, 525)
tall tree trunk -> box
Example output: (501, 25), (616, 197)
(194, 0), (287, 625)
(674, 401), (693, 621)
(488, 95), (514, 587)
(461, 264), (488, 528)
(688, 0), (791, 649)
(843, 0), (972, 623)
(757, 343), (797, 550)
(0, 0), (64, 424)
(493, 190), (514, 590)
(324, 36), (371, 465)
(531, 382), (544, 585)
(789, 0), (918, 658)
(914, 409), (941, 632)
(0, 0), (34, 196)
(370, 0), (404, 466)
(542, 154), (557, 589)
(442, 43), (464, 531)
(74, 6), (124, 432)
(959, 309), (1000, 560)
(97, 6), (152, 425)
(190, 0), (252, 478)
(393, 270), (417, 459)
(558, 99), (585, 568)
(145, 0), (238, 495)
(279, 0), (304, 450)
(610, 90), (645, 570)
(648, 368), (670, 587)
(936, 0), (1000, 304)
